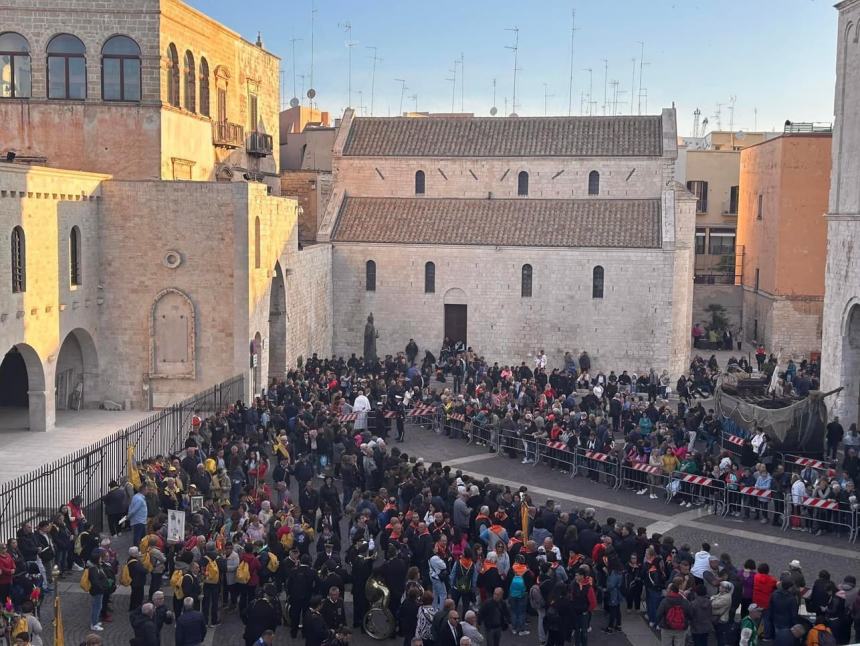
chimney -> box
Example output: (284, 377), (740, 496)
(256, 32), (264, 48)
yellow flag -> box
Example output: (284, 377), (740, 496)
(127, 445), (142, 489)
(520, 501), (530, 540)
(54, 594), (64, 646)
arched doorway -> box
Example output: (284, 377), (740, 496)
(843, 304), (860, 426)
(443, 288), (468, 348)
(55, 328), (98, 410)
(268, 261), (287, 381)
(252, 332), (262, 395)
(0, 343), (47, 431)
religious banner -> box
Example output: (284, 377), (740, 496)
(167, 509), (185, 544)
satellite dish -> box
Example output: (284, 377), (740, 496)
(509, 112), (519, 118)
(289, 97), (300, 108)
(490, 106), (498, 116)
(307, 88), (316, 99)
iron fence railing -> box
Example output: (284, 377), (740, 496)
(0, 374), (244, 539)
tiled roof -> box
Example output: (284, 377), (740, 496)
(332, 197), (661, 248)
(342, 115), (664, 157)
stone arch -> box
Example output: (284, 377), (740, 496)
(841, 303), (860, 427)
(150, 288), (196, 378)
(443, 287), (467, 304)
(0, 343), (48, 431)
(55, 328), (98, 410)
(268, 261), (287, 381)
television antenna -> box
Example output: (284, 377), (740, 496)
(637, 41), (645, 115)
(543, 83), (554, 116)
(582, 68), (593, 115)
(490, 78), (498, 116)
(409, 93), (418, 112)
(505, 27), (520, 115)
(602, 58), (608, 115)
(567, 8), (578, 115)
(394, 78), (407, 115)
(446, 65), (457, 113)
(308, 0), (317, 107)
(338, 22), (357, 108)
(289, 37), (303, 108)
(630, 58), (636, 115)
(366, 46), (381, 116)
(609, 80), (619, 115)
(459, 52), (465, 112)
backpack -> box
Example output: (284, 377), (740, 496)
(11, 615), (28, 639)
(509, 573), (526, 599)
(79, 568), (91, 593)
(204, 557), (220, 585)
(812, 626), (836, 646)
(266, 552), (280, 573)
(118, 559), (135, 587)
(236, 560), (251, 584)
(665, 604), (688, 631)
(170, 569), (185, 598)
(455, 563), (473, 593)
(141, 551), (154, 572)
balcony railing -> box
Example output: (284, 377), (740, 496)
(212, 121), (244, 148)
(247, 131), (273, 157)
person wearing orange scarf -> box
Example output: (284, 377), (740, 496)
(449, 547), (478, 615)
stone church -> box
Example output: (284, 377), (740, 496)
(822, 0), (860, 428)
(319, 108), (696, 376)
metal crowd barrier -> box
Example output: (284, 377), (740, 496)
(571, 448), (619, 487)
(616, 462), (668, 495)
(534, 440), (576, 476)
(721, 431), (745, 455)
(665, 472), (725, 515)
(721, 485), (775, 520)
(783, 494), (857, 542)
(781, 454), (832, 475)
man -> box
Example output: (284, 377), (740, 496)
(130, 602), (160, 646)
(128, 483), (149, 546)
(34, 521), (55, 592)
(151, 591), (174, 646)
(252, 629), (276, 646)
(460, 610), (485, 646)
(321, 585), (346, 630)
(303, 596), (331, 646)
(201, 543), (221, 627)
(87, 549), (110, 632)
(438, 610), (463, 646)
(175, 596), (207, 646)
(126, 546), (148, 611)
(353, 390), (371, 432)
(805, 614), (833, 646)
(826, 417), (844, 460)
(406, 339), (419, 365)
(478, 587), (510, 646)
(774, 624), (806, 646)
(288, 554), (317, 637)
(656, 582), (693, 646)
(740, 604), (764, 646)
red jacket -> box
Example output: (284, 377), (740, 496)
(240, 552), (262, 587)
(0, 552), (15, 585)
(752, 573), (777, 608)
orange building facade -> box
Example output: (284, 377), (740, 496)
(736, 133), (831, 359)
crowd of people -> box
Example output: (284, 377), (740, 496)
(0, 347), (855, 646)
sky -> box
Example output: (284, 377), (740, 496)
(187, 0), (838, 135)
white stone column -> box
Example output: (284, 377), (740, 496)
(27, 389), (54, 432)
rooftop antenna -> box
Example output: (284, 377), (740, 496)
(366, 46), (381, 116)
(580, 90), (586, 115)
(630, 58), (636, 115)
(728, 95), (737, 147)
(637, 41), (645, 114)
(298, 73), (306, 106)
(505, 26), (520, 115)
(714, 102), (723, 131)
(289, 37), (303, 108)
(338, 22), (357, 109)
(356, 89), (363, 115)
(602, 58), (608, 115)
(447, 63), (457, 113)
(460, 52), (465, 112)
(409, 93), (418, 112)
(490, 78), (498, 116)
(567, 8), (578, 115)
(543, 83), (554, 116)
(693, 108), (701, 138)
(308, 0), (317, 107)
(609, 80), (619, 115)
(582, 67), (592, 115)
(504, 96), (508, 115)
(754, 106), (758, 131)
(394, 78), (407, 115)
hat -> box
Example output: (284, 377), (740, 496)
(789, 560), (801, 569)
(748, 604), (762, 613)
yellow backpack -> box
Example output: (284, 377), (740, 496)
(141, 551), (154, 572)
(170, 569), (184, 598)
(11, 615), (28, 639)
(204, 557), (220, 585)
(118, 561), (133, 587)
(79, 568), (91, 592)
(235, 560), (251, 584)
(266, 552), (279, 573)
(204, 458), (217, 474)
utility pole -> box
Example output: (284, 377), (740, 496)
(505, 27), (520, 114)
(567, 8), (577, 116)
(394, 78), (407, 115)
(366, 46), (381, 116)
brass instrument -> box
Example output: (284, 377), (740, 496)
(363, 577), (395, 640)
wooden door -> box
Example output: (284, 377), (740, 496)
(444, 304), (467, 347)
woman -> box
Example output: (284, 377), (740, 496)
(603, 556), (623, 633)
(19, 599), (43, 645)
(642, 546), (665, 629)
(398, 587), (421, 646)
(739, 559), (756, 619)
(51, 512), (73, 575)
(0, 542), (15, 606)
(414, 590), (436, 646)
(623, 553), (644, 613)
(689, 584), (713, 646)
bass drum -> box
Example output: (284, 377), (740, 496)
(363, 607), (395, 640)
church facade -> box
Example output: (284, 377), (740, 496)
(320, 108), (696, 376)
(821, 0), (860, 428)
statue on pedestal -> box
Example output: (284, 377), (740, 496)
(364, 313), (378, 364)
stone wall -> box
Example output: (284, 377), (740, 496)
(693, 284), (743, 331)
(331, 243), (683, 376)
(284, 243), (333, 368)
(280, 170), (333, 241)
(741, 287), (822, 360)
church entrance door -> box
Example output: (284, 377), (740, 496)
(444, 304), (467, 347)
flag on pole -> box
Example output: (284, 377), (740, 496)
(127, 445), (141, 489)
(53, 593), (64, 646)
(520, 501), (530, 540)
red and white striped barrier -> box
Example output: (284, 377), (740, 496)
(801, 496), (839, 510)
(739, 486), (773, 499)
(449, 412), (466, 422)
(544, 441), (569, 451)
(408, 403), (435, 417)
(584, 450), (609, 462)
(678, 474), (714, 487)
(723, 434), (745, 447)
(383, 410), (397, 419)
(787, 457), (827, 470)
(631, 463), (661, 476)
(339, 413), (357, 423)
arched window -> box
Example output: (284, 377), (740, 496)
(415, 170), (425, 195)
(199, 57), (210, 117)
(0, 32), (31, 98)
(183, 50), (195, 112)
(11, 226), (25, 293)
(518, 171), (529, 196)
(101, 35), (140, 101)
(166, 43), (179, 107)
(365, 260), (376, 292)
(521, 264), (533, 298)
(47, 34), (86, 100)
(592, 265), (604, 299)
(588, 170), (600, 196)
(151, 288), (195, 378)
(69, 225), (81, 286)
(424, 261), (435, 293)
(254, 217), (261, 269)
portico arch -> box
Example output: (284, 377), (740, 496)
(443, 288), (468, 348)
(0, 343), (49, 431)
(55, 328), (98, 410)
(842, 303), (860, 426)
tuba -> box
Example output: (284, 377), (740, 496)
(363, 577), (395, 640)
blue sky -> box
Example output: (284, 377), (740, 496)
(187, 0), (837, 134)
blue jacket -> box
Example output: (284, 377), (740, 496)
(127, 492), (148, 526)
(175, 609), (207, 646)
(606, 570), (623, 606)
